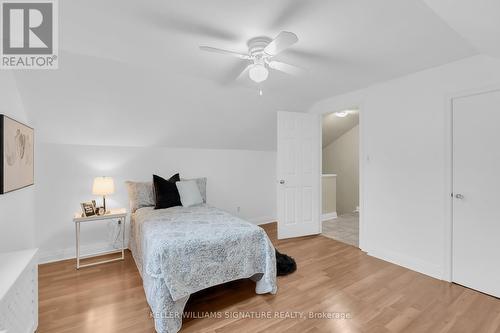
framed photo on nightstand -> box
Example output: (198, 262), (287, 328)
(80, 201), (96, 217)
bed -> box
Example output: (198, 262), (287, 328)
(129, 203), (277, 333)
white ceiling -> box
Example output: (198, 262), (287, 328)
(423, 0), (500, 58)
(13, 0), (478, 150)
(322, 110), (359, 148)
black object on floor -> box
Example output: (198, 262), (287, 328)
(276, 249), (297, 276)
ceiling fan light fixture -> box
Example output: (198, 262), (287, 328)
(334, 111), (349, 118)
(249, 64), (269, 83)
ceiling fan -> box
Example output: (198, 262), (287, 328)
(200, 31), (303, 83)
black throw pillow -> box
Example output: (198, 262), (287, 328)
(153, 173), (181, 209)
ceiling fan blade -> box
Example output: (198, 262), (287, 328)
(218, 61), (251, 84)
(200, 46), (250, 59)
(268, 61), (304, 75)
(236, 64), (251, 81)
(286, 49), (335, 63)
(264, 31), (298, 56)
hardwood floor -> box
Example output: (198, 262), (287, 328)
(38, 223), (500, 333)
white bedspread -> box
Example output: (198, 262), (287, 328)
(130, 205), (277, 333)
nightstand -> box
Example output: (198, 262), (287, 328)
(73, 208), (127, 269)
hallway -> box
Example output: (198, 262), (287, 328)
(322, 213), (359, 247)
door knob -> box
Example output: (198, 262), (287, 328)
(455, 193), (464, 199)
(279, 180), (285, 184)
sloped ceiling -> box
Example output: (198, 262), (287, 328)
(423, 0), (500, 58)
(322, 110), (359, 148)
(13, 0), (477, 150)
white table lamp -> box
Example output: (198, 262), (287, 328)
(92, 176), (115, 213)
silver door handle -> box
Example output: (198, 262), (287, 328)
(455, 193), (464, 199)
(279, 180), (285, 184)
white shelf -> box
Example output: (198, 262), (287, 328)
(0, 248), (38, 333)
(0, 249), (37, 300)
(322, 174), (337, 177)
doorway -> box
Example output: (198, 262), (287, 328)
(321, 109), (360, 247)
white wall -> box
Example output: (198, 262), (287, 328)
(0, 73), (36, 253)
(323, 125), (359, 215)
(321, 176), (336, 215)
(36, 143), (276, 263)
(310, 55), (500, 280)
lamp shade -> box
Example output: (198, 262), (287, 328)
(92, 177), (115, 196)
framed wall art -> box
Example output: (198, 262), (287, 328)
(0, 115), (34, 194)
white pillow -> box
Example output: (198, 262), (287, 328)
(176, 180), (203, 207)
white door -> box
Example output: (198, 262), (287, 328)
(277, 111), (320, 239)
(452, 89), (500, 298)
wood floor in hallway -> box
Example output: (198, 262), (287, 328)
(38, 223), (500, 333)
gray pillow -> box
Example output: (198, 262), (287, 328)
(125, 181), (155, 213)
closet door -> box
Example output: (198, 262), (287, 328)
(452, 89), (500, 297)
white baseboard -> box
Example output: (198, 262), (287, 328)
(367, 247), (444, 280)
(321, 212), (338, 221)
(38, 241), (127, 265)
(247, 215), (276, 225)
